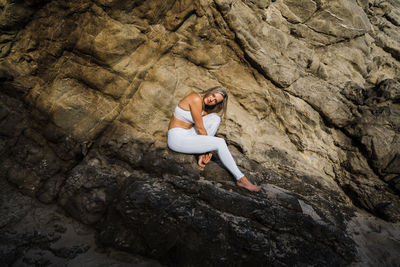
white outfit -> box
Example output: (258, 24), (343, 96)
(173, 106), (200, 123)
(168, 107), (244, 180)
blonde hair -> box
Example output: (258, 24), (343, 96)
(201, 86), (228, 119)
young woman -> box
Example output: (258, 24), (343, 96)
(167, 86), (261, 192)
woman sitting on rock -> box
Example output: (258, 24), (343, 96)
(168, 86), (261, 192)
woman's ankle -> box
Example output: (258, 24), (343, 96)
(236, 176), (261, 192)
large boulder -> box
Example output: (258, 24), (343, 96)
(0, 0), (399, 265)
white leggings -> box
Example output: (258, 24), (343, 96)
(167, 113), (244, 180)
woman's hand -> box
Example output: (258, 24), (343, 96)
(198, 152), (213, 167)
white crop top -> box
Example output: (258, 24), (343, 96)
(173, 106), (194, 124)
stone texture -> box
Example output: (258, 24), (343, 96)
(0, 0), (400, 265)
(98, 175), (356, 266)
(0, 170), (162, 266)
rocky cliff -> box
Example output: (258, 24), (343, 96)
(0, 0), (399, 266)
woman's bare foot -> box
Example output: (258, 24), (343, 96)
(198, 152), (212, 167)
(236, 176), (261, 192)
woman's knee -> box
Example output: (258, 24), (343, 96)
(206, 113), (221, 130)
(215, 137), (226, 147)
(209, 113), (221, 124)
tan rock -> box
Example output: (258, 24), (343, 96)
(306, 0), (371, 39)
(277, 0), (317, 23)
(0, 0), (400, 264)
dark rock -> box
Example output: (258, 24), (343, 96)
(377, 79), (400, 103)
(384, 153), (400, 174)
(202, 160), (232, 181)
(342, 81), (368, 105)
(0, 172), (163, 266)
(98, 174), (357, 266)
(58, 164), (120, 225)
(0, 68), (13, 82)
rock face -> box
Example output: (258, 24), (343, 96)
(0, 0), (399, 266)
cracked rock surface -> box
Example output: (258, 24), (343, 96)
(0, 171), (162, 266)
(0, 0), (399, 266)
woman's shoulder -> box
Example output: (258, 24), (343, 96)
(183, 92), (202, 103)
(178, 92), (201, 109)
(180, 93), (202, 112)
(188, 92), (201, 98)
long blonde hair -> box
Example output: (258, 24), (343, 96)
(201, 86), (228, 119)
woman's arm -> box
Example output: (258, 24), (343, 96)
(188, 94), (212, 167)
(189, 95), (207, 135)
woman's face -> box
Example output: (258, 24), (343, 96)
(204, 92), (224, 106)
